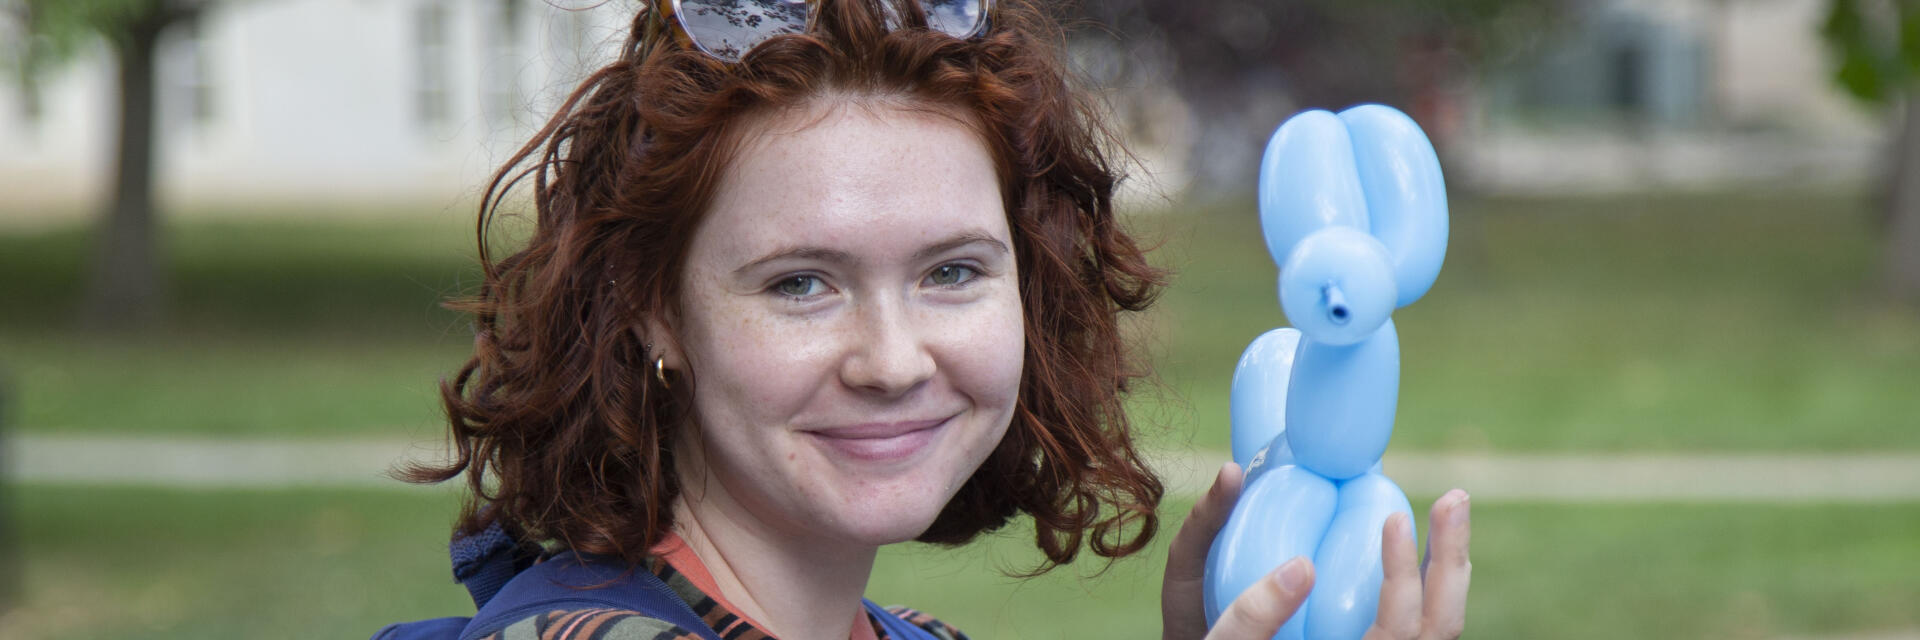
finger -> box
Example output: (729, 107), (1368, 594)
(1206, 556), (1313, 640)
(1362, 512), (1422, 640)
(1163, 463), (1245, 639)
(1418, 490), (1462, 580)
(1419, 490), (1472, 640)
(1167, 463), (1245, 583)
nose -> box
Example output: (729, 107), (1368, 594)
(839, 296), (936, 397)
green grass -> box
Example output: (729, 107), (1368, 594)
(7, 486), (1917, 639)
(3, 191), (1918, 449)
(2, 335), (467, 439)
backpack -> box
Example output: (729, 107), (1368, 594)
(373, 521), (941, 640)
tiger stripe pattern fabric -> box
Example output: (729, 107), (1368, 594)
(479, 556), (968, 640)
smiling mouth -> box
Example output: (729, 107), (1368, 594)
(804, 417), (950, 462)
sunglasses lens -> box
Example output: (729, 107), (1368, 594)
(675, 0), (809, 62)
(922, 0), (987, 39)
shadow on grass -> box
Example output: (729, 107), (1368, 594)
(0, 217), (482, 340)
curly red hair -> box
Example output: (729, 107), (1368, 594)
(406, 0), (1165, 573)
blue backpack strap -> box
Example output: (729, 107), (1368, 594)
(861, 600), (945, 640)
(451, 521), (539, 609)
(458, 550), (723, 640)
(367, 520), (537, 640)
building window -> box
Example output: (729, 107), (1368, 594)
(1609, 43), (1645, 115)
(164, 19), (217, 129)
(486, 0), (524, 127)
(415, 1), (452, 129)
(547, 4), (612, 107)
(19, 77), (43, 127)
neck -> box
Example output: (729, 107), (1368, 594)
(670, 465), (878, 640)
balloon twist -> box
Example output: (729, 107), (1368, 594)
(1203, 105), (1449, 640)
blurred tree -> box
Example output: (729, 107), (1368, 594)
(1822, 0), (1920, 301)
(7, 0), (210, 328)
(1067, 0), (1571, 191)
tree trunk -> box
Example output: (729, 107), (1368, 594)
(82, 6), (172, 329)
(1885, 90), (1920, 302)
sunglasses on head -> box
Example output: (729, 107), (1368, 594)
(659, 0), (994, 63)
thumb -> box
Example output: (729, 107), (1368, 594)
(1165, 463), (1246, 639)
(1207, 557), (1314, 639)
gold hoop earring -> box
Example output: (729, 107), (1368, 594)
(655, 357), (671, 389)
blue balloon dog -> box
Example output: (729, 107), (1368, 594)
(1204, 105), (1449, 640)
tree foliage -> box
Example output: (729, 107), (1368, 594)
(9, 0), (202, 69)
(1820, 0), (1920, 300)
(1820, 0), (1920, 104)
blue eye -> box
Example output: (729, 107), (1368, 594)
(927, 264), (978, 287)
(772, 275), (824, 298)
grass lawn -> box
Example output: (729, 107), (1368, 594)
(2, 191), (1917, 450)
(4, 485), (1917, 639)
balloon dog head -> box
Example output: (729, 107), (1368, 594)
(1258, 105), (1448, 346)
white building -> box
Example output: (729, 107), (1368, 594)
(1465, 0), (1881, 192)
(0, 0), (632, 220)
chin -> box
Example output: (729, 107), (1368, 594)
(845, 519), (938, 546)
(821, 509), (941, 547)
(823, 481), (957, 546)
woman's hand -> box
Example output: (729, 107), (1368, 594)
(1365, 489), (1471, 640)
(1162, 464), (1473, 640)
(1165, 463), (1317, 638)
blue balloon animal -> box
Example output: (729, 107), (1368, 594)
(1204, 105), (1449, 640)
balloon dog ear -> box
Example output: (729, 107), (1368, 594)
(1257, 109), (1370, 270)
(1338, 105), (1449, 309)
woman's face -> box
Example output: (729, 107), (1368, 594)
(667, 98), (1024, 547)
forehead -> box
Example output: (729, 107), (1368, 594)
(692, 97), (1007, 263)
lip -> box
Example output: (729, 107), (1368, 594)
(803, 417), (950, 463)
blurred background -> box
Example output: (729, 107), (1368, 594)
(1, 0), (1917, 638)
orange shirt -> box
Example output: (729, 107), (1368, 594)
(650, 531), (880, 640)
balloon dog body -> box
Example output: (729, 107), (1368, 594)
(1204, 105), (1449, 640)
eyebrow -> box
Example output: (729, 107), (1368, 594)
(913, 232), (1010, 263)
(732, 232), (1010, 277)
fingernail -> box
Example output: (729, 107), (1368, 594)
(1453, 492), (1471, 526)
(1278, 557), (1311, 592)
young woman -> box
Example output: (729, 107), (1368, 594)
(409, 2), (1471, 639)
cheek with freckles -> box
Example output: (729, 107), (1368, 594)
(681, 287), (834, 420)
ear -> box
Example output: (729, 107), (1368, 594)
(633, 311), (686, 372)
